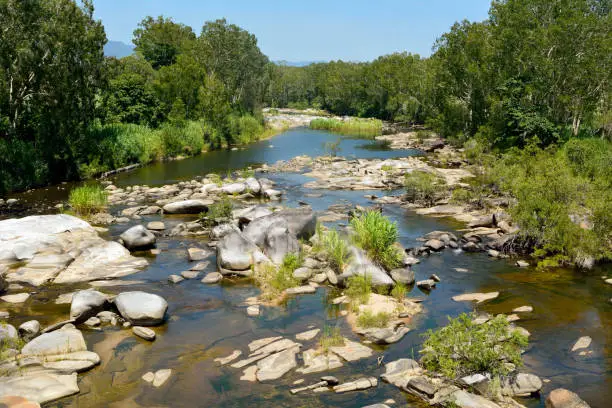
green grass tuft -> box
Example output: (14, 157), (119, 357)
(350, 210), (403, 271)
(68, 185), (108, 217)
(357, 310), (391, 328)
(310, 118), (382, 137)
(319, 325), (345, 353)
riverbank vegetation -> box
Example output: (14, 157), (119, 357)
(310, 118), (382, 137)
(0, 2), (271, 194)
(350, 211), (404, 271)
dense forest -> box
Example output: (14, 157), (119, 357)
(0, 0), (610, 202)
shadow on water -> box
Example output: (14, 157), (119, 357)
(5, 128), (610, 407)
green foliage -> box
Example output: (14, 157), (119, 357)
(133, 16), (195, 69)
(200, 198), (233, 227)
(69, 185), (108, 217)
(391, 283), (407, 302)
(0, 321), (25, 360)
(323, 138), (342, 157)
(350, 210), (403, 270)
(421, 313), (528, 379)
(404, 171), (445, 206)
(319, 326), (344, 353)
(254, 253), (301, 302)
(227, 114), (264, 145)
(310, 118), (382, 137)
(314, 229), (351, 273)
(357, 310), (391, 328)
(345, 274), (372, 306)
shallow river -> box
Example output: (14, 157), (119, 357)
(5, 128), (611, 407)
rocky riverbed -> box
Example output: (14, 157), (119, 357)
(0, 128), (606, 408)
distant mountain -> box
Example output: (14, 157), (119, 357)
(274, 60), (326, 67)
(104, 40), (134, 58)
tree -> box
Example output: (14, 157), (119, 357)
(0, 0), (106, 191)
(197, 19), (269, 112)
(133, 16), (196, 69)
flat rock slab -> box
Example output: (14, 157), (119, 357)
(0, 372), (79, 405)
(240, 366), (258, 382)
(21, 327), (87, 356)
(256, 346), (299, 381)
(333, 377), (378, 393)
(180, 271), (201, 279)
(248, 336), (283, 353)
(0, 396), (41, 408)
(285, 286), (316, 295)
(513, 305), (533, 313)
(214, 350), (242, 366)
(152, 369), (172, 387)
(1, 293), (30, 303)
(297, 349), (343, 374)
(330, 339), (373, 362)
(201, 272), (222, 284)
(452, 292), (499, 303)
(250, 338), (301, 357)
(381, 359), (422, 389)
(296, 328), (320, 341)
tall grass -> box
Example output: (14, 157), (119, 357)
(345, 274), (372, 306)
(319, 325), (345, 353)
(350, 210), (403, 271)
(69, 185), (108, 216)
(314, 228), (351, 273)
(357, 310), (391, 328)
(310, 118), (382, 137)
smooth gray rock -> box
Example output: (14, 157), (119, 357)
(293, 267), (314, 281)
(21, 327), (87, 356)
(114, 291), (168, 326)
(449, 390), (502, 408)
(425, 239), (445, 251)
(0, 323), (18, 342)
(0, 372), (79, 404)
(120, 225), (156, 251)
(132, 326), (156, 341)
(245, 177), (261, 194)
(163, 199), (212, 214)
(243, 208), (316, 246)
(188, 247), (212, 261)
(201, 272), (223, 284)
(501, 373), (542, 396)
(168, 274), (184, 284)
(390, 268), (415, 285)
(222, 183), (246, 195)
(147, 221), (165, 231)
(18, 320), (40, 341)
(216, 231), (261, 274)
(339, 247), (394, 287)
(211, 223), (239, 240)
(70, 290), (108, 323)
(381, 358), (422, 388)
(545, 388), (590, 408)
(264, 225), (300, 264)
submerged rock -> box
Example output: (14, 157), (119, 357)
(545, 388), (590, 408)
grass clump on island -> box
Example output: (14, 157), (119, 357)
(310, 117), (382, 137)
(350, 210), (404, 271)
(319, 325), (345, 353)
(199, 198), (233, 228)
(68, 185), (108, 217)
(313, 224), (352, 273)
(404, 170), (446, 206)
(254, 253), (302, 302)
(357, 310), (391, 328)
(421, 313), (528, 381)
(345, 274), (372, 308)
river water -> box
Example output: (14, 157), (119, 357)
(4, 128), (610, 407)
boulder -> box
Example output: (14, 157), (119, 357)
(264, 225), (300, 264)
(381, 359), (422, 388)
(18, 320), (41, 341)
(221, 183), (246, 195)
(235, 206), (273, 225)
(243, 208), (316, 246)
(501, 373), (542, 397)
(119, 225), (156, 251)
(211, 223), (239, 240)
(425, 239), (445, 251)
(0, 323), (18, 343)
(69, 290), (108, 323)
(293, 267), (314, 281)
(545, 389), (590, 408)
(113, 291), (168, 326)
(245, 177), (261, 194)
(216, 232), (262, 275)
(339, 247), (394, 287)
(163, 200), (212, 214)
(390, 268), (415, 285)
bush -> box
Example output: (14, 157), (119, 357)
(404, 170), (445, 206)
(69, 185), (108, 217)
(350, 210), (403, 270)
(357, 310), (391, 328)
(199, 198), (233, 227)
(159, 121), (205, 157)
(254, 254), (301, 302)
(421, 313), (528, 380)
(345, 274), (372, 306)
(228, 114), (264, 145)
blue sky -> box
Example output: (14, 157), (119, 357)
(93, 0), (492, 62)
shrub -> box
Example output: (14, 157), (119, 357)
(345, 274), (372, 306)
(254, 254), (301, 302)
(228, 114), (264, 145)
(350, 210), (403, 270)
(319, 325), (345, 353)
(199, 198), (233, 227)
(404, 170), (445, 206)
(68, 185), (108, 217)
(357, 310), (391, 328)
(158, 121), (205, 157)
(420, 313), (528, 380)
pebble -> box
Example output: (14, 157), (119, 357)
(133, 326), (156, 341)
